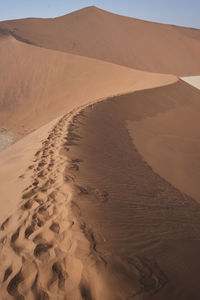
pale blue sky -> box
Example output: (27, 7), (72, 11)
(0, 0), (199, 29)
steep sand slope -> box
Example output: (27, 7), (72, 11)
(0, 35), (176, 141)
(1, 6), (200, 75)
(0, 68), (179, 299)
(0, 77), (200, 298)
(61, 80), (200, 299)
(127, 80), (200, 201)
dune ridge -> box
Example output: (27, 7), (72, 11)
(59, 81), (200, 299)
(0, 99), (150, 300)
(1, 5), (200, 300)
(0, 6), (200, 75)
(1, 79), (200, 299)
(127, 80), (200, 201)
(0, 35), (176, 144)
(0, 104), (105, 300)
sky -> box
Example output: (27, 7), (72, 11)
(0, 0), (199, 29)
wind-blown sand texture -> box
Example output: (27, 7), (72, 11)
(0, 5), (200, 300)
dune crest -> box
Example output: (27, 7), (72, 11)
(0, 36), (176, 144)
(1, 4), (200, 300)
(0, 103), (144, 300)
(1, 6), (200, 75)
(127, 80), (200, 200)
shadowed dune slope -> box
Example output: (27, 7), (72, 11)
(127, 80), (200, 201)
(0, 36), (176, 140)
(0, 78), (199, 298)
(64, 80), (200, 299)
(0, 6), (200, 75)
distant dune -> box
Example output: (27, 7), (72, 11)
(0, 6), (200, 75)
(0, 35), (176, 140)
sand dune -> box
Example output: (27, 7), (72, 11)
(0, 6), (200, 75)
(59, 81), (200, 299)
(0, 111), (98, 300)
(1, 79), (200, 299)
(127, 80), (200, 201)
(1, 5), (200, 300)
(0, 35), (176, 142)
(0, 34), (178, 298)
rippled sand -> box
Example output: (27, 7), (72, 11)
(65, 80), (200, 299)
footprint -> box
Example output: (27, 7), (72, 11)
(35, 150), (41, 157)
(50, 222), (60, 234)
(75, 185), (89, 195)
(25, 223), (36, 239)
(11, 226), (20, 244)
(72, 158), (83, 163)
(22, 187), (38, 199)
(38, 206), (50, 220)
(37, 170), (48, 178)
(64, 174), (74, 183)
(34, 242), (53, 257)
(37, 290), (49, 300)
(38, 160), (47, 167)
(28, 165), (35, 170)
(40, 179), (54, 192)
(48, 191), (57, 202)
(32, 179), (39, 187)
(3, 266), (12, 282)
(70, 163), (79, 171)
(33, 233), (46, 245)
(7, 269), (24, 299)
(79, 282), (93, 300)
(32, 274), (49, 300)
(95, 190), (109, 203)
(21, 199), (34, 210)
(1, 216), (10, 231)
(51, 262), (68, 290)
(34, 197), (44, 205)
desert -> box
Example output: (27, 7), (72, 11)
(0, 5), (200, 300)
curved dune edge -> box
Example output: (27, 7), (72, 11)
(0, 36), (177, 144)
(0, 78), (195, 300)
(0, 108), (101, 300)
(0, 70), (177, 220)
(127, 80), (200, 201)
(0, 101), (143, 300)
(55, 83), (200, 299)
(1, 6), (200, 76)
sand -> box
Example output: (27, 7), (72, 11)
(1, 6), (200, 76)
(127, 80), (200, 201)
(61, 82), (200, 299)
(1, 5), (200, 300)
(0, 35), (176, 145)
(1, 79), (200, 299)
